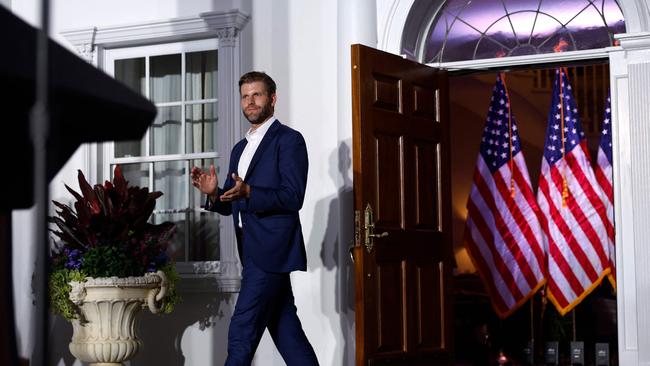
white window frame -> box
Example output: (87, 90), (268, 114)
(61, 10), (249, 293)
(104, 38), (221, 267)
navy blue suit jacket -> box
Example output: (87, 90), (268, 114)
(206, 120), (308, 273)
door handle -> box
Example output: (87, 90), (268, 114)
(368, 231), (389, 239)
(364, 203), (389, 253)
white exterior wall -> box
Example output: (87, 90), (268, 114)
(8, 0), (375, 365)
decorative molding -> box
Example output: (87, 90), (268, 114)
(616, 32), (650, 51)
(629, 63), (650, 361)
(60, 9), (249, 50)
(200, 9), (249, 34)
(609, 69), (639, 365)
(176, 274), (241, 293)
(176, 260), (221, 275)
(378, 0), (417, 54)
(75, 43), (95, 63)
(431, 47), (614, 71)
(60, 26), (97, 63)
(215, 27), (239, 47)
(617, 0), (650, 34)
(174, 261), (241, 293)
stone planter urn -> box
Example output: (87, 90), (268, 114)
(67, 270), (168, 366)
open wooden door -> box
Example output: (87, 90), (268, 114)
(351, 44), (453, 366)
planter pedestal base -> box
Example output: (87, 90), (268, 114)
(68, 271), (168, 365)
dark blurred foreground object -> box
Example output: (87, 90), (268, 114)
(0, 4), (156, 365)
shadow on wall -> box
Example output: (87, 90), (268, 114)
(49, 292), (233, 365)
(308, 141), (355, 366)
(49, 316), (76, 366)
(134, 292), (233, 365)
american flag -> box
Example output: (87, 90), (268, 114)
(465, 73), (546, 318)
(594, 93), (615, 287)
(536, 68), (612, 315)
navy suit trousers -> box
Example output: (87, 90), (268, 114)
(225, 252), (319, 366)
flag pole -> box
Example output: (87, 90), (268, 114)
(559, 68), (568, 207)
(500, 72), (516, 198)
(530, 295), (535, 364)
(572, 309), (577, 341)
(530, 296), (534, 342)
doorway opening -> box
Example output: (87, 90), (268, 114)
(449, 61), (616, 365)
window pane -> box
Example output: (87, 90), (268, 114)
(115, 136), (146, 158)
(190, 158), (219, 208)
(442, 17), (482, 61)
(186, 103), (217, 154)
(538, 0), (592, 26)
(569, 6), (612, 51)
(424, 13), (449, 64)
(154, 211), (220, 262)
(115, 163), (149, 189)
(153, 212), (187, 262)
(114, 57), (145, 95)
(484, 17), (517, 50)
(189, 158), (220, 262)
(153, 160), (187, 210)
(189, 211), (220, 261)
(150, 54), (181, 103)
(502, 0), (532, 14)
(114, 57), (147, 158)
(508, 12), (538, 43)
(151, 106), (182, 155)
(186, 50), (218, 101)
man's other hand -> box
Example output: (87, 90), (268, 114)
(220, 173), (251, 201)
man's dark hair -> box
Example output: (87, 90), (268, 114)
(239, 71), (277, 96)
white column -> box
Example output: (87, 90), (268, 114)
(610, 32), (650, 366)
(216, 27), (243, 291)
(336, 0), (377, 169)
(60, 27), (99, 183)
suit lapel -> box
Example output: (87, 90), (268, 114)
(244, 120), (281, 181)
(231, 140), (247, 176)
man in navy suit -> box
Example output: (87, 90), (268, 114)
(191, 71), (319, 366)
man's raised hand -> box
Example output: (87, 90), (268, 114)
(191, 164), (218, 198)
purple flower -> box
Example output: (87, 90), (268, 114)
(145, 252), (170, 272)
(65, 249), (83, 270)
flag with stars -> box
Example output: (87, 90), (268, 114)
(536, 68), (612, 315)
(464, 73), (546, 318)
(594, 92), (615, 288)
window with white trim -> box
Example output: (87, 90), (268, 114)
(105, 39), (222, 269)
(62, 10), (247, 289)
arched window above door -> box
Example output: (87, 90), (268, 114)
(404, 0), (625, 63)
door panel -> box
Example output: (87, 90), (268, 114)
(412, 140), (439, 229)
(351, 44), (453, 365)
(414, 261), (444, 351)
(377, 261), (406, 353)
(375, 134), (403, 228)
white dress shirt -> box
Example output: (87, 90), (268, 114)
(236, 116), (276, 227)
(238, 116), (276, 179)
